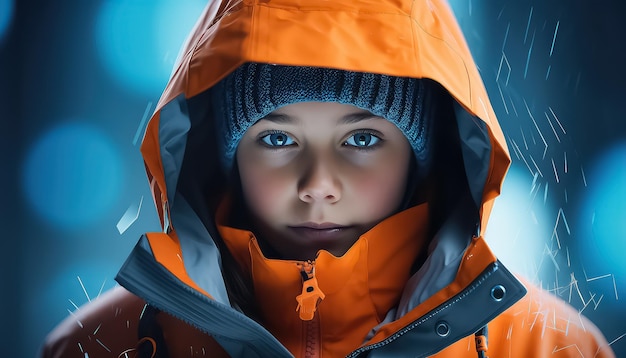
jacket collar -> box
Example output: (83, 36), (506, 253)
(116, 198), (526, 357)
(218, 203), (430, 356)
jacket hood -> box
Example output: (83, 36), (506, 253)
(142, 0), (510, 235)
(117, 1), (524, 356)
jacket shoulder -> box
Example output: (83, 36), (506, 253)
(434, 279), (615, 357)
(40, 286), (146, 358)
(488, 279), (615, 357)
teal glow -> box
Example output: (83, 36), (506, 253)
(24, 260), (121, 352)
(94, 0), (205, 96)
(0, 0), (14, 43)
(486, 165), (553, 279)
(580, 142), (626, 273)
(22, 122), (123, 228)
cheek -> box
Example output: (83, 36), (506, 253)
(346, 157), (410, 218)
(355, 168), (406, 204)
(238, 164), (292, 218)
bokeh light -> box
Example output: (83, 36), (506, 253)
(485, 165), (554, 280)
(94, 0), (205, 96)
(22, 122), (123, 229)
(0, 0), (14, 43)
(579, 142), (626, 275)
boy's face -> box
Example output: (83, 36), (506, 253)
(236, 102), (412, 261)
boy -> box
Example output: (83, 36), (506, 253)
(42, 0), (614, 357)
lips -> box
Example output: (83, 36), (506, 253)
(294, 222), (345, 230)
(288, 223), (352, 241)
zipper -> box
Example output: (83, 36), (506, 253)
(302, 314), (321, 358)
(295, 261), (325, 321)
(296, 261), (324, 358)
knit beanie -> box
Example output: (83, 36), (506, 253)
(209, 63), (435, 175)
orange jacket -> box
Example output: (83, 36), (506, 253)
(42, 0), (614, 357)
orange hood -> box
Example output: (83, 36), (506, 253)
(142, 0), (510, 235)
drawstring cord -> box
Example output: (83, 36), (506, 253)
(474, 325), (489, 358)
(135, 305), (169, 358)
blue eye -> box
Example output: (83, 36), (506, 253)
(345, 133), (381, 147)
(260, 132), (295, 147)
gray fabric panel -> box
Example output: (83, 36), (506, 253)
(158, 93), (192, 206)
(116, 237), (293, 358)
(157, 93), (230, 302)
(171, 193), (230, 305)
(453, 102), (492, 211)
(394, 227), (468, 318)
(363, 194), (476, 342)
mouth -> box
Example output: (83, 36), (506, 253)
(288, 222), (352, 241)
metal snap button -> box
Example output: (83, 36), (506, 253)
(435, 321), (450, 337)
(491, 284), (506, 301)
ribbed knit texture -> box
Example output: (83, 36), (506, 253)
(210, 63), (433, 171)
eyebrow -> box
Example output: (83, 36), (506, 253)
(262, 110), (381, 124)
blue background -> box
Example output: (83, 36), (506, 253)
(2, 0), (625, 356)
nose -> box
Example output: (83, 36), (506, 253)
(298, 154), (342, 204)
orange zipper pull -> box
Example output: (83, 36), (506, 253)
(295, 261), (325, 321)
